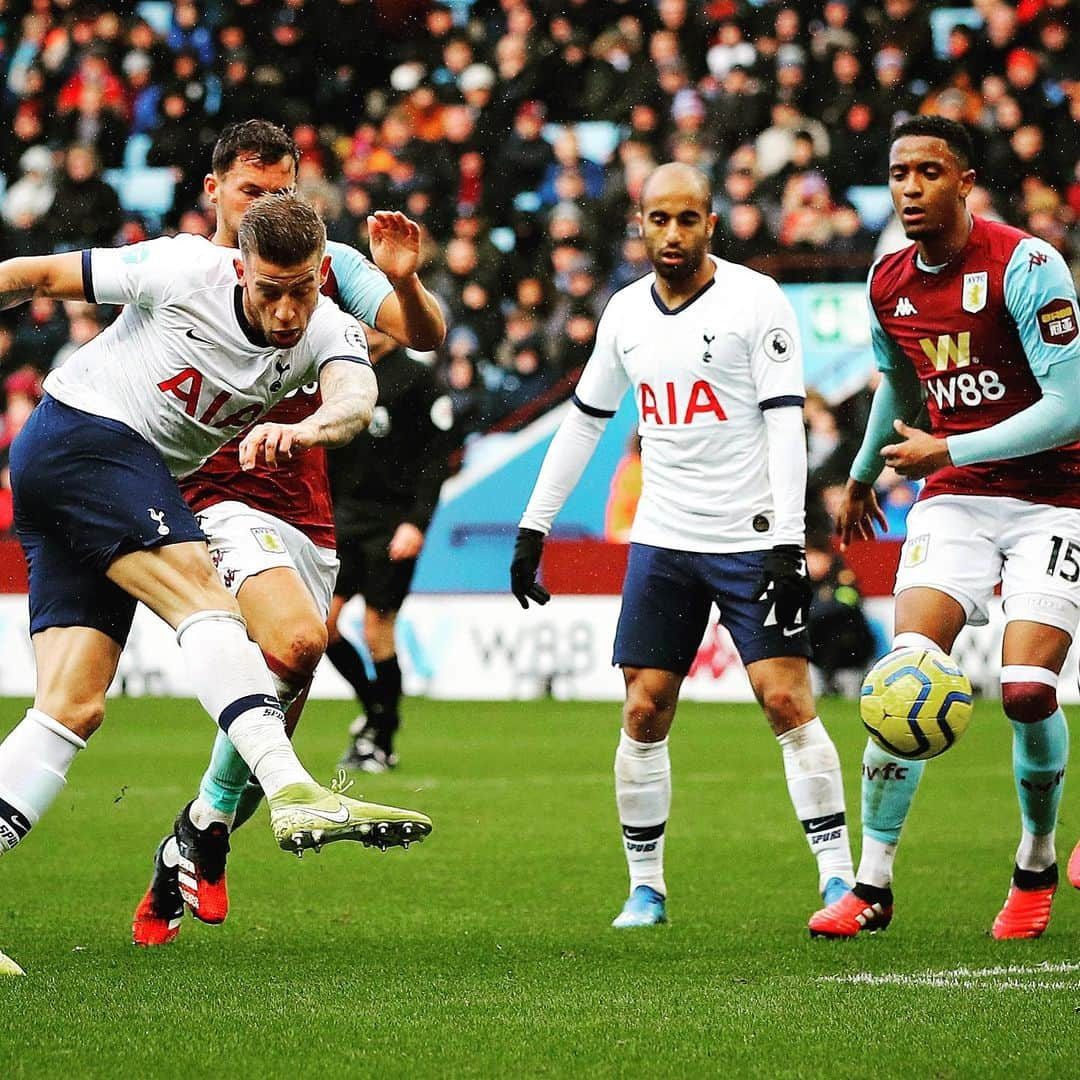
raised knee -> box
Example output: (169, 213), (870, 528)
(275, 622), (328, 681)
(623, 690), (669, 741)
(1001, 679), (1058, 724)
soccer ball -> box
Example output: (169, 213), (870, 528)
(859, 647), (974, 760)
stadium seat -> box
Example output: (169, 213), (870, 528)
(930, 8), (984, 59)
(135, 0), (173, 35)
(574, 122), (624, 165)
(122, 133), (152, 172)
(103, 167), (176, 226)
(845, 185), (894, 232)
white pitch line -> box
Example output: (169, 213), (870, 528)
(819, 961), (1080, 991)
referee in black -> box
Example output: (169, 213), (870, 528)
(326, 325), (457, 772)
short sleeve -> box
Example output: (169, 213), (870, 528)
(865, 259), (907, 373)
(571, 299), (630, 415)
(1004, 237), (1080, 379)
(749, 278), (806, 408)
(86, 235), (185, 309)
(304, 297), (372, 376)
(325, 240), (394, 326)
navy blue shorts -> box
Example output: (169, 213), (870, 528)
(10, 395), (206, 645)
(613, 543), (812, 675)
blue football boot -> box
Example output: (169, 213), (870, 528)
(822, 876), (852, 907)
(611, 885), (668, 928)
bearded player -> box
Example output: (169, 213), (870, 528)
(132, 121), (445, 946)
(511, 162), (855, 930)
(810, 117), (1080, 940)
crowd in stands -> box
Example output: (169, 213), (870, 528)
(1, 0), (1078, 535)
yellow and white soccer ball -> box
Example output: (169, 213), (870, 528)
(859, 647), (974, 761)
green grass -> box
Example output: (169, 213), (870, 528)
(0, 696), (1077, 1079)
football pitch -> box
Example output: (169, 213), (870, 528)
(1, 695), (1076, 1079)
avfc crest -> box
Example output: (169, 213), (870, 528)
(962, 272), (988, 314)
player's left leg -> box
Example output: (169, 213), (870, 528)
(992, 618), (1071, 939)
(744, 656), (854, 906)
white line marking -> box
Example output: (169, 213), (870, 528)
(819, 961), (1080, 992)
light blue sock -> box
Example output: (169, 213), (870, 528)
(855, 740), (926, 888)
(860, 740), (925, 844)
(198, 730), (253, 818)
(1012, 708), (1068, 840)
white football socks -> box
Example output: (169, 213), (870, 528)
(614, 729), (671, 897)
(0, 709), (86, 853)
(176, 611), (315, 799)
(776, 717), (854, 891)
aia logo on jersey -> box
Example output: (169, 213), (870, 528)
(1037, 298), (1078, 346)
(158, 367), (265, 430)
(640, 381), (727, 425)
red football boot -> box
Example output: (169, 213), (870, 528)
(809, 886), (894, 939)
(174, 802), (231, 925)
(132, 837), (184, 947)
(991, 865), (1057, 940)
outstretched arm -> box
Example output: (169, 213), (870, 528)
(0, 252), (86, 309)
(369, 211), (446, 350)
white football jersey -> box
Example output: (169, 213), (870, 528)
(44, 234), (370, 476)
(575, 255), (805, 552)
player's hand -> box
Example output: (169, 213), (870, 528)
(510, 527), (551, 609)
(367, 211), (422, 284)
(835, 478), (888, 550)
(388, 522), (424, 561)
(881, 419), (952, 480)
(755, 544), (812, 637)
(238, 422), (314, 470)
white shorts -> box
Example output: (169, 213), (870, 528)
(195, 501), (339, 619)
(894, 494), (1080, 635)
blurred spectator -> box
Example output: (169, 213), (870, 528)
(489, 337), (554, 422)
(493, 100), (556, 220)
(12, 297), (67, 372)
(2, 146), (56, 231)
(0, 366), (45, 534)
(147, 87), (208, 219)
(50, 302), (105, 370)
(44, 145), (122, 250)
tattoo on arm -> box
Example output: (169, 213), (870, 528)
(310, 361), (377, 446)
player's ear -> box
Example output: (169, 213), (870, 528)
(319, 254), (331, 286)
(706, 211), (718, 240)
(204, 172), (218, 204)
(233, 257), (245, 282)
(958, 168), (976, 200)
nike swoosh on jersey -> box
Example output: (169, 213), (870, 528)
(782, 625), (807, 637)
(622, 343), (641, 353)
(300, 803), (351, 824)
(185, 327), (214, 345)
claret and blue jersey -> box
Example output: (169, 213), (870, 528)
(868, 216), (1080, 507)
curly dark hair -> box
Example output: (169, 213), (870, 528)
(890, 115), (975, 170)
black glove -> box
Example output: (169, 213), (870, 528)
(755, 544), (812, 637)
(510, 527), (551, 609)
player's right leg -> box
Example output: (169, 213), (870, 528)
(109, 542), (432, 857)
(809, 586), (969, 938)
(608, 545), (711, 928)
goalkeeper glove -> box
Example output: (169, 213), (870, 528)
(755, 544), (812, 636)
(510, 527), (551, 609)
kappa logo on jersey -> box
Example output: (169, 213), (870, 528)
(268, 356), (291, 393)
(1028, 250), (1049, 272)
(962, 272), (988, 314)
(1037, 298), (1078, 346)
(251, 526), (286, 554)
(893, 296), (918, 317)
(764, 328), (792, 362)
(919, 332), (971, 370)
(148, 508), (170, 536)
(639, 381), (727, 425)
(702, 332), (715, 363)
(158, 367), (266, 430)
